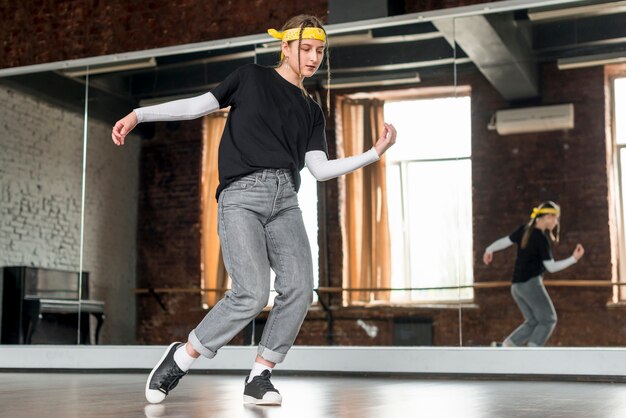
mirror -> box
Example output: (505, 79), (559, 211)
(0, 66), (89, 344)
(452, 2), (626, 347)
(2, 0), (625, 350)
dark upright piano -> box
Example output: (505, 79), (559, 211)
(1, 266), (105, 344)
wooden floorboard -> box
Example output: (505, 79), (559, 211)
(2, 372), (626, 417)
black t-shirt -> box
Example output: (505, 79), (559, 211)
(210, 64), (328, 200)
(509, 224), (553, 283)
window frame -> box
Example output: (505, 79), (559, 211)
(611, 75), (626, 301)
(383, 95), (474, 304)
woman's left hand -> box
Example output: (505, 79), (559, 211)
(374, 122), (397, 156)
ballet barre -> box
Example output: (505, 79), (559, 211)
(133, 280), (625, 295)
(134, 280), (622, 345)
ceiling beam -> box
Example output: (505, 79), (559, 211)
(434, 13), (539, 100)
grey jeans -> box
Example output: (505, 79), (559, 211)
(188, 169), (314, 364)
(506, 276), (557, 347)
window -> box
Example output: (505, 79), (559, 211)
(613, 77), (626, 300)
(384, 96), (473, 302)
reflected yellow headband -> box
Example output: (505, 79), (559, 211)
(530, 208), (560, 219)
(267, 27), (327, 43)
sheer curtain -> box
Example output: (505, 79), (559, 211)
(337, 98), (391, 304)
(201, 113), (229, 306)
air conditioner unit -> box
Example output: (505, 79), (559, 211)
(487, 104), (574, 135)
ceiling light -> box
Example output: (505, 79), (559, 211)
(321, 72), (420, 89)
(528, 1), (626, 21)
(557, 51), (626, 69)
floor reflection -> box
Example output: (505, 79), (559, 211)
(2, 373), (626, 418)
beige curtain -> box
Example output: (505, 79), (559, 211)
(337, 98), (392, 304)
(201, 113), (229, 306)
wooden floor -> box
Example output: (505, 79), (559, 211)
(2, 372), (626, 418)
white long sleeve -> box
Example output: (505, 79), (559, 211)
(133, 92), (220, 123)
(543, 256), (577, 273)
(305, 148), (380, 181)
(485, 236), (514, 253)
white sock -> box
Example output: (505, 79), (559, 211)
(173, 344), (197, 372)
(502, 338), (516, 347)
(248, 361), (273, 382)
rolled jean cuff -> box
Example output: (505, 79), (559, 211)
(189, 329), (217, 358)
(257, 345), (287, 364)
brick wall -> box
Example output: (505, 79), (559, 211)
(472, 64), (612, 282)
(135, 120), (206, 344)
(0, 88), (83, 268)
(0, 0), (329, 69)
(0, 86), (140, 343)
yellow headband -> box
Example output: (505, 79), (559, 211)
(530, 207), (560, 219)
(267, 27), (327, 43)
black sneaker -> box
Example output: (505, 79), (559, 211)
(145, 342), (187, 404)
(243, 369), (282, 405)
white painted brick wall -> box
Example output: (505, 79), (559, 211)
(0, 86), (140, 344)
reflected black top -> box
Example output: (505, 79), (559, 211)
(210, 64), (328, 200)
(509, 224), (553, 283)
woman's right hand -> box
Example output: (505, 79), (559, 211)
(111, 111), (138, 146)
(373, 123), (397, 156)
(572, 243), (585, 261)
(483, 252), (493, 265)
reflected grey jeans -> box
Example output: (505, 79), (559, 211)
(188, 169), (314, 364)
(506, 275), (557, 347)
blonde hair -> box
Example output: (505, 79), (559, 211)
(279, 15), (331, 109)
(521, 201), (561, 249)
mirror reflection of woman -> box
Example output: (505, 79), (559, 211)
(111, 15), (396, 406)
(482, 201), (584, 347)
